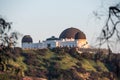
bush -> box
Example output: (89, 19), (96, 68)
(36, 49), (49, 56)
(81, 52), (94, 59)
(0, 74), (10, 80)
(69, 48), (82, 60)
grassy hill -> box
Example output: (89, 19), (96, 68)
(0, 47), (120, 80)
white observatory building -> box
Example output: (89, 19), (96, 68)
(21, 27), (88, 49)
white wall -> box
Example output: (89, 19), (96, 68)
(22, 39), (88, 49)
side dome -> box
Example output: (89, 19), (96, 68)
(59, 27), (81, 39)
(22, 35), (33, 43)
(75, 32), (86, 39)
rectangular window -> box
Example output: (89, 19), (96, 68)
(47, 44), (51, 48)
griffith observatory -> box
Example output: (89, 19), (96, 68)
(21, 27), (89, 49)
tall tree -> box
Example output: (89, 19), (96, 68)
(0, 17), (20, 72)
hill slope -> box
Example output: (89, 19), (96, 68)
(0, 47), (120, 80)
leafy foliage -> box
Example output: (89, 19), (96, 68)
(0, 18), (20, 47)
(21, 48), (120, 80)
(0, 47), (120, 80)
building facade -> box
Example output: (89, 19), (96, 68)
(21, 27), (88, 49)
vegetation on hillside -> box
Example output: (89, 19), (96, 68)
(0, 47), (120, 80)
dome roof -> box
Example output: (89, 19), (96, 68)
(59, 27), (86, 39)
(46, 36), (60, 41)
(22, 35), (33, 43)
(75, 32), (86, 39)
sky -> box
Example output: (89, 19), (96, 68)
(0, 0), (120, 52)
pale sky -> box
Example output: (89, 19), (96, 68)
(0, 0), (119, 50)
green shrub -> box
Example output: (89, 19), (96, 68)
(0, 74), (9, 80)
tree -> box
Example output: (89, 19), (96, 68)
(0, 17), (19, 48)
(96, 3), (120, 78)
(0, 17), (20, 72)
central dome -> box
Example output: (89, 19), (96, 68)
(59, 27), (86, 39)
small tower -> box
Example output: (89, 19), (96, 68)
(21, 35), (33, 49)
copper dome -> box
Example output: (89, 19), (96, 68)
(22, 35), (33, 43)
(59, 27), (86, 39)
(75, 32), (86, 39)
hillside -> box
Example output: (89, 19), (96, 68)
(0, 47), (120, 80)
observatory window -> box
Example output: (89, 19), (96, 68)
(72, 45), (74, 47)
(47, 44), (51, 48)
